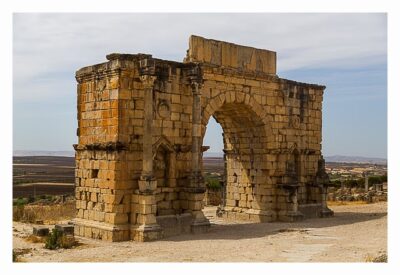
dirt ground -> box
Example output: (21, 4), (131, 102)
(13, 202), (387, 262)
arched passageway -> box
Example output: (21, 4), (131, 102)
(203, 102), (275, 219)
(74, 35), (333, 242)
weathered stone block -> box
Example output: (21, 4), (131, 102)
(137, 214), (157, 224)
(55, 224), (74, 235)
(33, 226), (49, 236)
(138, 194), (156, 205)
(105, 213), (128, 224)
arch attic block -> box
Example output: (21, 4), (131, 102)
(73, 35), (333, 242)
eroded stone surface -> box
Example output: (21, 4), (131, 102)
(73, 35), (332, 242)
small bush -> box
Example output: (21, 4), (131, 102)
(207, 178), (222, 190)
(45, 228), (63, 250)
(13, 197), (29, 206)
(45, 228), (76, 250)
(365, 253), (387, 262)
(27, 196), (35, 203)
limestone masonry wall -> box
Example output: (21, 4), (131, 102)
(74, 35), (333, 242)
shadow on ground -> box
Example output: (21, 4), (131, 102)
(162, 210), (387, 242)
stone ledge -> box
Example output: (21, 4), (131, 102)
(73, 218), (130, 241)
(222, 209), (277, 223)
(130, 224), (163, 242)
(73, 142), (127, 151)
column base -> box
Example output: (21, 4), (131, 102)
(319, 207), (334, 218)
(190, 210), (210, 234)
(130, 224), (163, 242)
(191, 219), (211, 234)
(282, 211), (305, 222)
(222, 208), (277, 222)
(73, 218), (130, 242)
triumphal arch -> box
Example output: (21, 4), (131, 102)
(73, 35), (333, 242)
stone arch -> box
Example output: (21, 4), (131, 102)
(201, 90), (273, 135)
(201, 91), (277, 221)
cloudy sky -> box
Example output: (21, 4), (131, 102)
(13, 13), (387, 158)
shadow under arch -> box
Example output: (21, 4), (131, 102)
(201, 92), (278, 222)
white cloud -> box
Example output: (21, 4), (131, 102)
(13, 13), (386, 100)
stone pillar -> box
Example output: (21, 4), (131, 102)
(190, 80), (202, 186)
(317, 158), (334, 217)
(319, 184), (333, 217)
(186, 65), (210, 233)
(282, 158), (304, 221)
(140, 73), (157, 180)
(364, 174), (369, 192)
(291, 191), (299, 213)
(131, 59), (162, 241)
(286, 188), (303, 221)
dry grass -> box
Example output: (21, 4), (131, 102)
(24, 235), (45, 243)
(25, 231), (78, 250)
(327, 200), (369, 206)
(59, 235), (77, 249)
(365, 253), (387, 262)
(13, 248), (32, 262)
(13, 201), (75, 224)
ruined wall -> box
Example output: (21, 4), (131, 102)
(188, 36), (328, 222)
(74, 60), (132, 241)
(74, 35), (332, 242)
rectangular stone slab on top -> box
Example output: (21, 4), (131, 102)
(186, 35), (277, 75)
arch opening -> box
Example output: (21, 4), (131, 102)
(202, 102), (274, 221)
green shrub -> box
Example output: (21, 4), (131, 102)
(368, 175), (387, 185)
(45, 228), (63, 250)
(13, 198), (28, 207)
(45, 228), (76, 250)
(330, 180), (341, 188)
(207, 178), (222, 190)
(28, 196), (35, 203)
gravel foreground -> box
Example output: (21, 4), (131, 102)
(13, 202), (387, 262)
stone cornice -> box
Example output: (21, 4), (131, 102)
(279, 78), (326, 90)
(73, 142), (127, 151)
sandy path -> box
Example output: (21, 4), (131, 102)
(13, 202), (387, 262)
